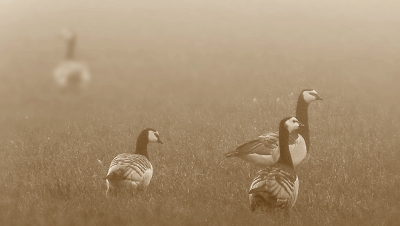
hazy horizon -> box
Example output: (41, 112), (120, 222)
(1, 1), (400, 225)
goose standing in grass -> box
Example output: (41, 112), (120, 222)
(53, 28), (91, 94)
(105, 128), (163, 196)
(224, 89), (322, 167)
(249, 116), (302, 211)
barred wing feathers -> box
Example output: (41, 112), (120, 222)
(105, 153), (153, 191)
(249, 165), (299, 210)
(224, 132), (302, 166)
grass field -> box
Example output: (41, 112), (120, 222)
(1, 0), (400, 225)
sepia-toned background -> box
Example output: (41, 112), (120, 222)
(1, 0), (399, 225)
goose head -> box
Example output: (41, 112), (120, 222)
(282, 116), (304, 133)
(145, 128), (163, 144)
(59, 28), (76, 42)
(301, 89), (323, 103)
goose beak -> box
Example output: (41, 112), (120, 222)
(157, 139), (163, 144)
(315, 94), (323, 100)
(298, 122), (305, 127)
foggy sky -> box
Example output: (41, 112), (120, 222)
(0, 0), (399, 99)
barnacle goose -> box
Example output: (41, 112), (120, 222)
(105, 128), (163, 196)
(249, 116), (302, 211)
(224, 89), (322, 167)
(53, 28), (91, 94)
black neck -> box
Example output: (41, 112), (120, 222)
(66, 39), (76, 60)
(276, 125), (294, 169)
(296, 96), (310, 151)
(135, 134), (150, 160)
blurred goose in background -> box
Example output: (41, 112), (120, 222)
(104, 128), (163, 197)
(224, 89), (322, 167)
(249, 116), (302, 211)
(53, 28), (91, 94)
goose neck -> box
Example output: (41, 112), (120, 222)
(135, 136), (150, 160)
(66, 39), (76, 60)
(296, 97), (310, 150)
(276, 126), (294, 169)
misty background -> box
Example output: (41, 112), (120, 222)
(1, 1), (400, 225)
(0, 0), (399, 109)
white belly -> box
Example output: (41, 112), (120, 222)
(273, 136), (307, 167)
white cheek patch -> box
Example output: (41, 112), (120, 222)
(148, 131), (158, 142)
(287, 124), (299, 133)
(286, 117), (300, 133)
(60, 29), (74, 40)
(303, 91), (318, 103)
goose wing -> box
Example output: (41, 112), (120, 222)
(105, 153), (153, 186)
(224, 132), (299, 166)
(249, 165), (299, 210)
(224, 132), (279, 158)
(54, 60), (90, 86)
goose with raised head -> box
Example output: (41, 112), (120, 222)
(249, 116), (302, 211)
(53, 28), (91, 94)
(224, 89), (322, 167)
(105, 128), (163, 196)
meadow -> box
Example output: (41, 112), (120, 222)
(1, 0), (400, 225)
